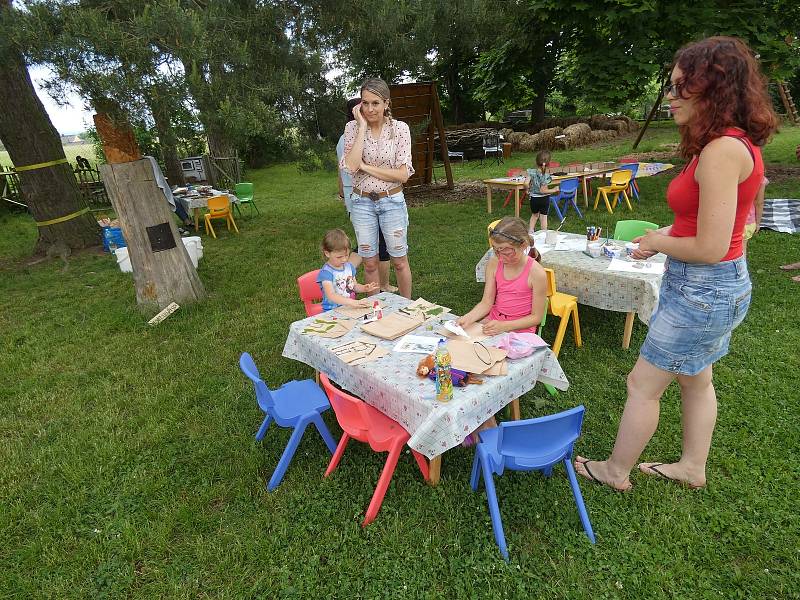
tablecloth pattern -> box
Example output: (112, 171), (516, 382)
(476, 233), (665, 324)
(282, 293), (569, 459)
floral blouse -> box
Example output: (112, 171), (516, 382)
(339, 119), (415, 194)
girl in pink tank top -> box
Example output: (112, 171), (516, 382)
(457, 217), (547, 337)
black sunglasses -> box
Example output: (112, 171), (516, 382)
(489, 228), (524, 244)
(662, 80), (684, 98)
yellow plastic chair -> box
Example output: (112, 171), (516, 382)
(594, 170), (633, 213)
(543, 268), (582, 357)
(204, 195), (239, 239)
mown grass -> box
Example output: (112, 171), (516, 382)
(1, 124), (799, 598)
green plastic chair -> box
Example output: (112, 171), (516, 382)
(233, 182), (260, 217)
(613, 220), (658, 241)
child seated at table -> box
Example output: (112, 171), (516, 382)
(317, 228), (379, 310)
(455, 217), (548, 443)
(526, 150), (560, 236)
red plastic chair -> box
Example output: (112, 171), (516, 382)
(501, 168), (526, 208)
(297, 269), (324, 317)
(319, 374), (429, 526)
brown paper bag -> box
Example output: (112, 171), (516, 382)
(447, 340), (507, 374)
(361, 311), (424, 340)
(330, 337), (389, 365)
(335, 300), (385, 320)
(436, 321), (488, 343)
(301, 318), (355, 339)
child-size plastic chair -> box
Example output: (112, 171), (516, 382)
(543, 268), (582, 357)
(616, 163), (640, 201)
(594, 171), (633, 213)
(550, 177), (582, 221)
(470, 405), (595, 560)
(501, 168), (525, 208)
(297, 269), (324, 317)
(613, 220), (658, 242)
(319, 374), (429, 526)
(204, 195), (240, 238)
(233, 182), (260, 217)
(239, 352), (338, 491)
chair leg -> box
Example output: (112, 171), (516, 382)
(502, 190), (513, 208)
(233, 203), (243, 218)
(230, 213), (240, 233)
(571, 303), (582, 348)
(550, 197), (564, 222)
(564, 458), (596, 543)
(470, 450), (482, 491)
(571, 196), (583, 219)
(310, 412), (338, 455)
(481, 458), (509, 560)
(267, 420), (309, 491)
(363, 444), (403, 526)
(255, 414), (273, 442)
(593, 190), (601, 210)
(251, 199), (261, 216)
(604, 191), (614, 214)
(324, 432), (350, 477)
(623, 190), (632, 211)
(543, 383), (559, 397)
(411, 450), (430, 481)
(206, 217), (216, 239)
(552, 313), (571, 357)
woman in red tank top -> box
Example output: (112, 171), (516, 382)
(575, 37), (778, 492)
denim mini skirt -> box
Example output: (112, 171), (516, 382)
(640, 256), (751, 376)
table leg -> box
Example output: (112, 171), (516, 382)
(428, 455), (442, 486)
(510, 398), (521, 420)
(623, 311), (636, 349)
(514, 188), (520, 218)
(194, 208), (200, 232)
(582, 176), (589, 208)
(486, 187), (492, 214)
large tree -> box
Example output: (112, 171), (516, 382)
(0, 0), (98, 253)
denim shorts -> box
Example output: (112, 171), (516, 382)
(349, 191), (409, 259)
(640, 256), (751, 376)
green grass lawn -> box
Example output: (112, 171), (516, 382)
(0, 142), (96, 170)
(1, 124), (799, 598)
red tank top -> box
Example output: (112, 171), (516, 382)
(667, 128), (763, 261)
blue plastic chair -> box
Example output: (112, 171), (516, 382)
(616, 163), (640, 201)
(470, 405), (595, 560)
(239, 352), (338, 491)
(550, 177), (583, 220)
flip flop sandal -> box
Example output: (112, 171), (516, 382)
(639, 463), (704, 489)
(576, 459), (632, 492)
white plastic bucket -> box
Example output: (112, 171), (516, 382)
(113, 237), (203, 272)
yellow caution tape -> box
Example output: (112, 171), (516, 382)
(15, 158), (69, 172)
(35, 207), (90, 227)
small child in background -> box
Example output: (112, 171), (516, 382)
(526, 150), (560, 236)
(317, 229), (379, 310)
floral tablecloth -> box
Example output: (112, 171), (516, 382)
(282, 293), (569, 459)
(476, 232), (665, 324)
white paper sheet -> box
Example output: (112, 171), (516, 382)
(393, 335), (442, 354)
(607, 257), (665, 274)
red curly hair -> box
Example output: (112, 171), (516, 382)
(672, 36), (778, 158)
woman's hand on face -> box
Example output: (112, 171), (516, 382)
(481, 320), (505, 335)
(632, 231), (660, 259)
(352, 102), (367, 128)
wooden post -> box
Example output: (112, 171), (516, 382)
(100, 159), (206, 309)
(430, 84), (453, 189)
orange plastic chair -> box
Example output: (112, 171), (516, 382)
(297, 269), (324, 317)
(594, 171), (633, 213)
(319, 374), (429, 526)
(204, 195), (239, 238)
(543, 268), (582, 357)
(501, 168), (526, 208)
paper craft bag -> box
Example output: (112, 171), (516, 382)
(447, 340), (507, 374)
(335, 300), (385, 320)
(330, 337), (389, 365)
(361, 311), (424, 340)
(301, 318), (355, 339)
(436, 321), (488, 342)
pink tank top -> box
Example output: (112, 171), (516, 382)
(488, 256), (537, 333)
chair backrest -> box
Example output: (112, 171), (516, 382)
(239, 352), (275, 413)
(506, 168), (524, 177)
(234, 182), (254, 199)
(497, 405), (585, 462)
(543, 268), (557, 297)
(609, 170), (633, 186)
(319, 374), (370, 436)
(558, 177), (580, 195)
(613, 220), (659, 241)
(547, 161), (560, 167)
(207, 195), (230, 213)
(617, 163), (639, 177)
(297, 269), (324, 317)
(483, 133), (501, 149)
(487, 219), (502, 248)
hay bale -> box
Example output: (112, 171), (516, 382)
(500, 128), (514, 140)
(508, 131), (527, 148)
(588, 114), (615, 131)
(518, 133), (539, 152)
(537, 126), (564, 150)
(563, 123), (592, 148)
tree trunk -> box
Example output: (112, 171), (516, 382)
(151, 101), (185, 186)
(531, 90), (547, 124)
(100, 159), (205, 310)
(0, 0), (99, 254)
(445, 61), (465, 125)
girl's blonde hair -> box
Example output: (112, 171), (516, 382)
(360, 77), (395, 139)
(322, 228), (351, 254)
(489, 217), (533, 248)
